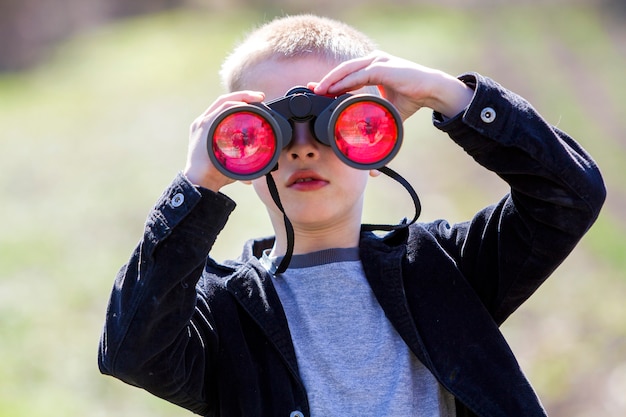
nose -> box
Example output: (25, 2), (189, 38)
(286, 122), (320, 161)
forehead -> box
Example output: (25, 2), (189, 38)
(242, 56), (338, 100)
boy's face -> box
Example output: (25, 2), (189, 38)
(243, 56), (377, 233)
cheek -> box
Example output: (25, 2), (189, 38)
(348, 166), (371, 186)
(252, 177), (279, 211)
(252, 177), (269, 200)
(338, 168), (370, 198)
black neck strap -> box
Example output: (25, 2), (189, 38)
(362, 166), (421, 232)
(265, 172), (295, 274)
(265, 166), (421, 274)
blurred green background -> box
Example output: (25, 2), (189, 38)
(1, 1), (625, 416)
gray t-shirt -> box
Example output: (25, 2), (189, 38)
(262, 247), (456, 417)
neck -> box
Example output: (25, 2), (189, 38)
(268, 215), (361, 257)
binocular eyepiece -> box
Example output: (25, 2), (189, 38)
(207, 86), (403, 180)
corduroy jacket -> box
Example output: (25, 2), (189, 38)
(98, 73), (606, 417)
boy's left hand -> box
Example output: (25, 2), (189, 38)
(309, 51), (473, 120)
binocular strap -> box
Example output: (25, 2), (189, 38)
(362, 166), (422, 232)
(265, 172), (295, 274)
(264, 166), (421, 274)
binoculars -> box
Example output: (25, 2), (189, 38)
(207, 87), (403, 180)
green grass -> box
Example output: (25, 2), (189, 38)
(1, 5), (624, 417)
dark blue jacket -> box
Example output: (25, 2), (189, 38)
(98, 73), (606, 417)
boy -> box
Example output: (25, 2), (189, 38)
(98, 14), (606, 417)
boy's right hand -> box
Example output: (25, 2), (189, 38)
(183, 91), (266, 192)
(310, 51), (473, 121)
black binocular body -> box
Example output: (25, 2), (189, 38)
(207, 86), (403, 180)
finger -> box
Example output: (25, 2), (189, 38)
(221, 90), (265, 103)
(306, 81), (319, 91)
(191, 101), (248, 133)
(325, 64), (388, 96)
(313, 55), (380, 95)
(200, 91), (265, 117)
(192, 91), (266, 132)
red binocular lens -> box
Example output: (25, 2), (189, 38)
(208, 87), (403, 180)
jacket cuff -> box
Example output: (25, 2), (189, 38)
(433, 72), (529, 145)
(145, 172), (237, 244)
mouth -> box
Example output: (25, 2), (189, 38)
(293, 177), (316, 184)
(287, 170), (328, 189)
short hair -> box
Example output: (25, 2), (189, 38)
(220, 14), (377, 92)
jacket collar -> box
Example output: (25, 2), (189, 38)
(358, 230), (432, 366)
(228, 231), (424, 365)
(225, 237), (302, 383)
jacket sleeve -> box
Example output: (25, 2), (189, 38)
(98, 173), (236, 414)
(430, 73), (606, 324)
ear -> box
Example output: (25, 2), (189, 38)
(240, 180), (253, 185)
(369, 169), (381, 178)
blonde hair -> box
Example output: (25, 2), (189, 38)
(220, 14), (377, 92)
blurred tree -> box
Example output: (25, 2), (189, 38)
(604, 0), (626, 15)
(0, 0), (184, 72)
(0, 0), (622, 72)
